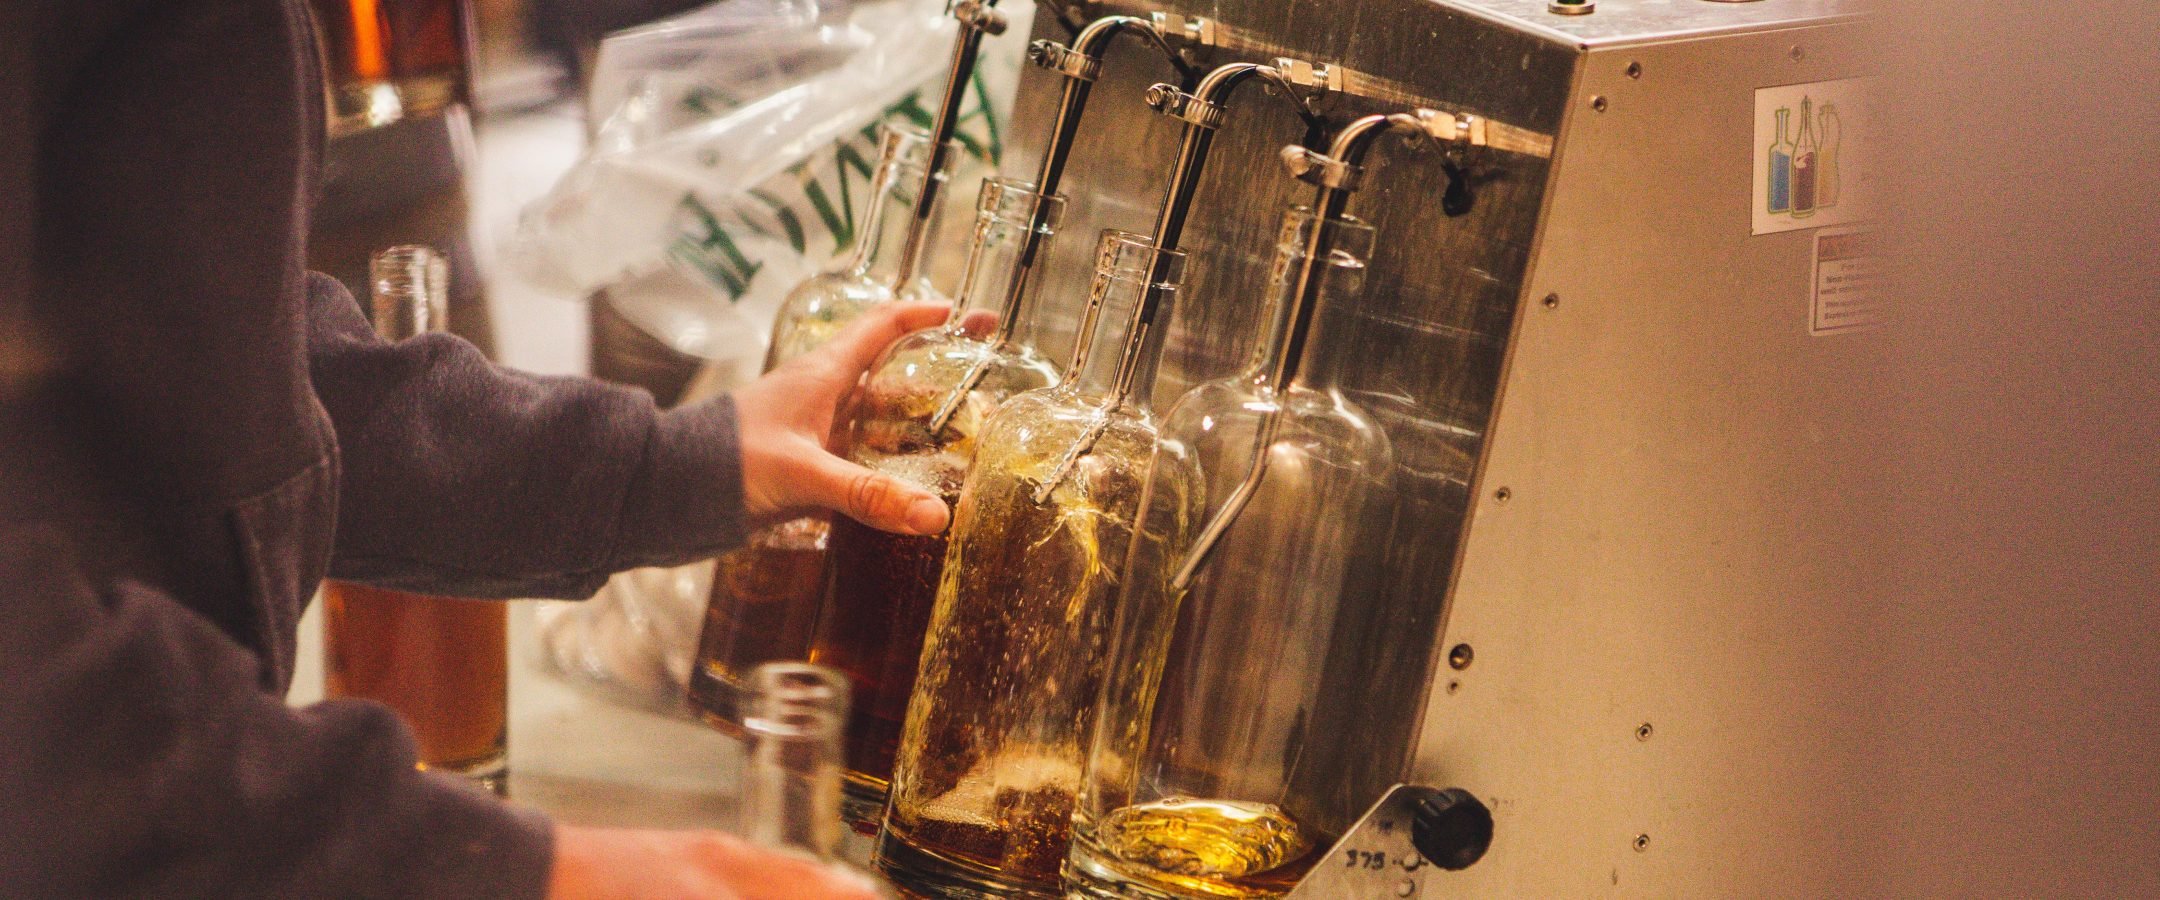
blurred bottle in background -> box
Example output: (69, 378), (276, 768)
(323, 246), (511, 795)
(307, 0), (497, 356)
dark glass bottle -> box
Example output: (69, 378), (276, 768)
(688, 123), (949, 735)
(806, 177), (1066, 829)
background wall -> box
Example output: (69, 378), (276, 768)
(1862, 1), (2160, 894)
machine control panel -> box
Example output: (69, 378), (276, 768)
(1287, 785), (1493, 897)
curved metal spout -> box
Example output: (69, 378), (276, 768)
(1171, 109), (1458, 592)
(1032, 59), (1336, 505)
(1113, 60), (1332, 403)
(994, 14), (1195, 344)
(926, 14), (1195, 436)
(892, 0), (1007, 289)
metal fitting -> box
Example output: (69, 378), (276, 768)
(1027, 39), (1101, 81)
(1145, 83), (1225, 129)
(1280, 145), (1361, 190)
(1413, 108), (1489, 149)
(951, 0), (1008, 35)
(1273, 57), (1342, 94)
(1149, 11), (1218, 48)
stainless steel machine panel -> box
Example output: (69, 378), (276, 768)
(1416, 13), (1882, 896)
(1002, 1), (1874, 894)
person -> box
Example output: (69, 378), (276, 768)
(0, 0), (942, 896)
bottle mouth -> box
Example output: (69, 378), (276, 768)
(977, 176), (1067, 232)
(1093, 230), (1186, 288)
(744, 662), (849, 740)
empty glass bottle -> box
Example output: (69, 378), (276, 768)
(689, 122), (952, 735)
(738, 662), (852, 860)
(1067, 209), (1394, 898)
(737, 662), (896, 897)
(876, 230), (1192, 898)
(805, 176), (1067, 829)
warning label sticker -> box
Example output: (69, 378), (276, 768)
(1810, 227), (1882, 335)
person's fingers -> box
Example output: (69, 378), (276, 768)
(805, 451), (949, 535)
(957, 308), (999, 338)
(812, 301), (950, 382)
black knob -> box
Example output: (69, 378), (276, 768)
(1409, 788), (1493, 871)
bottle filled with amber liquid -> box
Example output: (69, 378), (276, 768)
(324, 245), (509, 794)
(876, 231), (1192, 897)
(687, 123), (952, 734)
(805, 176), (1067, 828)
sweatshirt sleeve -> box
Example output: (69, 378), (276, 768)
(307, 273), (748, 599)
(0, 524), (554, 898)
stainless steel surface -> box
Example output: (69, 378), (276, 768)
(1009, 0), (1579, 843)
(1003, 0), (1870, 894)
(1281, 785), (1477, 898)
(1409, 13), (1878, 898)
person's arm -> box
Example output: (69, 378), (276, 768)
(0, 523), (553, 898)
(307, 275), (949, 599)
(0, 521), (886, 899)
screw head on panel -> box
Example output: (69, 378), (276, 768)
(1448, 644), (1475, 670)
(1636, 722), (1654, 741)
(1548, 0), (1595, 14)
(1633, 834), (1651, 852)
(1591, 95), (1609, 113)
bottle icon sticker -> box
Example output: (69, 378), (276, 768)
(1768, 107), (1794, 214)
(1792, 96), (1820, 217)
(1755, 79), (1866, 235)
(1818, 103), (1842, 208)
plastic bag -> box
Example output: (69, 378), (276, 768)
(519, 0), (1030, 715)
(507, 0), (1022, 366)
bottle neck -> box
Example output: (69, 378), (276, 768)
(368, 245), (448, 340)
(845, 158), (939, 291)
(738, 663), (848, 861)
(949, 178), (1065, 342)
(1061, 232), (1183, 401)
(1243, 209), (1373, 397)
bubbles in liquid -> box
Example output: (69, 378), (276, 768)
(1095, 798), (1312, 881)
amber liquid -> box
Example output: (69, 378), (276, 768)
(805, 506), (952, 810)
(881, 395), (1158, 895)
(1071, 799), (1328, 898)
(687, 516), (831, 734)
(309, 0), (474, 122)
(323, 580), (507, 787)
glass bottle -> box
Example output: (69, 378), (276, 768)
(1067, 209), (1393, 898)
(877, 231), (1192, 898)
(1819, 102), (1843, 209)
(805, 176), (1067, 828)
(738, 662), (852, 860)
(324, 245), (509, 796)
(1792, 96), (1820, 217)
(688, 122), (951, 735)
(1768, 106), (1794, 215)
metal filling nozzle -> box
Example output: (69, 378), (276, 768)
(1171, 108), (1464, 591)
(1032, 58), (1337, 505)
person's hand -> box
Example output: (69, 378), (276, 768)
(548, 824), (885, 900)
(732, 301), (952, 536)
